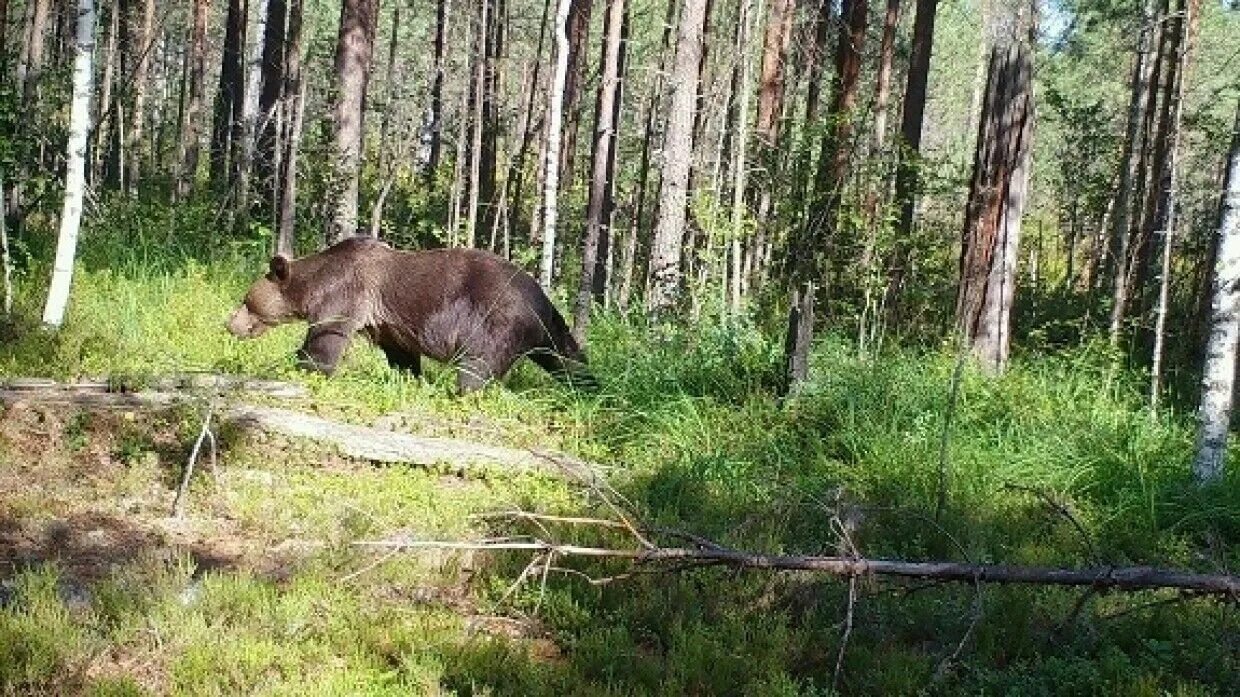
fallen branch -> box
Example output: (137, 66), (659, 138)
(0, 378), (599, 480)
(354, 537), (1240, 598)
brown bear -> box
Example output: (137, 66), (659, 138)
(226, 236), (593, 393)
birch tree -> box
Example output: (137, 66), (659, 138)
(42, 0), (95, 329)
(539, 0), (573, 288)
(1193, 100), (1240, 485)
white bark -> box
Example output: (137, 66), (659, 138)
(729, 0), (754, 316)
(539, 0), (572, 289)
(42, 0), (95, 329)
(0, 169), (12, 315)
(1193, 103), (1240, 484)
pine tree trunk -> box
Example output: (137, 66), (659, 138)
(328, 0), (378, 243)
(956, 36), (1035, 374)
(176, 0), (210, 199)
(572, 0), (626, 342)
(751, 0), (794, 236)
(631, 0), (677, 256)
(210, 0), (247, 190)
(1193, 98), (1240, 484)
(276, 0), (304, 256)
(465, 0), (490, 248)
(255, 0), (287, 210)
(425, 0), (448, 180)
(507, 0), (551, 246)
(801, 0), (867, 286)
(729, 0), (755, 315)
(647, 0), (707, 316)
(124, 0), (152, 190)
(377, 1), (401, 179)
(18, 0), (50, 110)
(887, 0), (940, 321)
(1150, 0), (1191, 410)
(557, 0), (593, 187)
(539, 0), (573, 288)
(42, 0), (95, 329)
(1109, 0), (1159, 345)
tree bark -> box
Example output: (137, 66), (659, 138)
(572, 0), (626, 342)
(425, 0), (448, 180)
(328, 0), (378, 243)
(255, 0), (287, 211)
(175, 0), (210, 199)
(1192, 99), (1240, 485)
(275, 0), (304, 257)
(887, 0), (940, 320)
(801, 0), (867, 286)
(728, 0), (755, 315)
(507, 0), (551, 248)
(124, 0), (153, 190)
(539, 0), (574, 288)
(210, 0), (247, 190)
(1108, 0), (1159, 345)
(42, 0), (95, 329)
(18, 0), (51, 110)
(557, 0), (593, 187)
(956, 36), (1035, 374)
(1149, 0), (1190, 410)
(647, 0), (707, 316)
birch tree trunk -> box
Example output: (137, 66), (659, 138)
(328, 0), (378, 243)
(572, 0), (626, 342)
(647, 0), (707, 316)
(1192, 99), (1240, 485)
(539, 0), (573, 288)
(42, 0), (95, 329)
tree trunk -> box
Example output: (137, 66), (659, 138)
(539, 0), (573, 288)
(801, 0), (867, 285)
(176, 0), (210, 199)
(255, 0), (287, 211)
(887, 0), (940, 321)
(557, 0), (593, 187)
(18, 0), (50, 110)
(728, 0), (755, 315)
(327, 0), (378, 243)
(124, 0), (153, 190)
(751, 0), (795, 236)
(572, 0), (626, 342)
(1193, 99), (1240, 484)
(464, 0), (490, 249)
(42, 0), (95, 329)
(1149, 0), (1190, 410)
(630, 0), (677, 269)
(1108, 0), (1159, 345)
(276, 0), (304, 257)
(376, 1), (401, 179)
(647, 0), (707, 316)
(210, 0), (247, 190)
(507, 0), (551, 248)
(425, 0), (448, 180)
(956, 35), (1035, 374)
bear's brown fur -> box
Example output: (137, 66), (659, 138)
(226, 237), (592, 393)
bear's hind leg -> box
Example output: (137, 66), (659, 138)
(381, 344), (423, 377)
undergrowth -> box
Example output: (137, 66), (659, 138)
(0, 210), (1236, 695)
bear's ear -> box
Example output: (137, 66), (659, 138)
(268, 255), (291, 282)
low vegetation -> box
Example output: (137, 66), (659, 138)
(0, 216), (1236, 696)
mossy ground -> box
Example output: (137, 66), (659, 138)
(0, 212), (1236, 695)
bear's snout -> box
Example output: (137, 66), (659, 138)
(227, 306), (268, 339)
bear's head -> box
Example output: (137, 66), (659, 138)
(227, 255), (299, 339)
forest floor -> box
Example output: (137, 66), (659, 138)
(0, 241), (1237, 695)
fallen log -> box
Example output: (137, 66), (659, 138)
(0, 379), (597, 480)
(358, 537), (1240, 598)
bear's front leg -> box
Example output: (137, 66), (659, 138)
(296, 320), (357, 375)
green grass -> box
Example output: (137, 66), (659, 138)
(0, 212), (1237, 695)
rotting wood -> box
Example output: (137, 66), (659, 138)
(0, 378), (599, 481)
